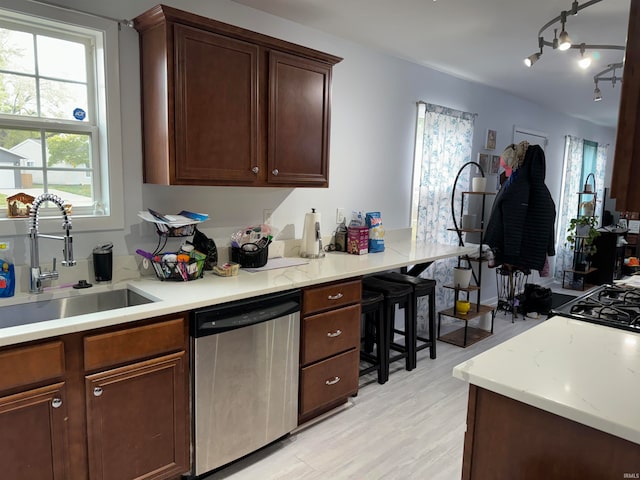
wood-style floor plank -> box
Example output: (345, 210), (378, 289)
(203, 309), (544, 479)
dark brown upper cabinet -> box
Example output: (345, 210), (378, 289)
(612, 0), (640, 210)
(134, 5), (342, 187)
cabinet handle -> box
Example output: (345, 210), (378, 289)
(272, 168), (279, 176)
(325, 376), (341, 386)
(51, 398), (63, 409)
(327, 329), (342, 338)
(327, 292), (343, 301)
(93, 387), (103, 397)
(252, 166), (259, 174)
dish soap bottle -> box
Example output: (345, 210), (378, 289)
(0, 241), (15, 297)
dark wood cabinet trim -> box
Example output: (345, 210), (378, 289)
(134, 4), (342, 65)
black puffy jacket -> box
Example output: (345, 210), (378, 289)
(484, 145), (556, 270)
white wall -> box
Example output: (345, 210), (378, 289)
(6, 0), (617, 295)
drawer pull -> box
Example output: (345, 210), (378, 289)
(327, 292), (343, 301)
(325, 376), (341, 386)
(327, 329), (342, 338)
(51, 398), (63, 409)
(93, 387), (103, 397)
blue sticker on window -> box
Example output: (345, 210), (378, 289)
(73, 108), (86, 120)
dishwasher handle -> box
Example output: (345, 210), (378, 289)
(192, 289), (301, 337)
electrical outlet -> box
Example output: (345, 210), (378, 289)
(263, 209), (273, 225)
(336, 208), (345, 224)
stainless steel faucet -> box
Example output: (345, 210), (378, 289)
(29, 193), (76, 293)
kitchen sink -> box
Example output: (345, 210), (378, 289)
(0, 288), (155, 329)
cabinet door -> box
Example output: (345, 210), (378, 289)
(268, 51), (331, 186)
(0, 383), (69, 480)
(174, 24), (259, 185)
(85, 352), (188, 480)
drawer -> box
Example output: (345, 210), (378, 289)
(0, 341), (64, 392)
(299, 348), (359, 417)
(302, 279), (361, 315)
(84, 317), (185, 371)
(301, 304), (360, 365)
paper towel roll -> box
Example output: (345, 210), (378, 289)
(301, 211), (321, 257)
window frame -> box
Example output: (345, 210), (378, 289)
(0, 0), (124, 235)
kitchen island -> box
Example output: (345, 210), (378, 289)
(453, 315), (640, 479)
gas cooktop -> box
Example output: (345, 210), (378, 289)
(551, 284), (640, 333)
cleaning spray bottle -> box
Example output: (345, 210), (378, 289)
(0, 241), (15, 297)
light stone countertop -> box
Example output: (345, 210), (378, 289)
(453, 315), (640, 445)
(0, 232), (474, 348)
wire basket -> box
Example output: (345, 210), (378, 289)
(150, 254), (205, 281)
(231, 242), (270, 268)
(154, 223), (197, 237)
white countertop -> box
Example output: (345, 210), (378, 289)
(453, 315), (640, 445)
(0, 235), (473, 347)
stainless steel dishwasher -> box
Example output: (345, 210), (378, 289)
(190, 289), (301, 476)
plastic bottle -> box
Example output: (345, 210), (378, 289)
(0, 241), (15, 297)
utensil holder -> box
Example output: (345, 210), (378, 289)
(453, 267), (472, 288)
(231, 242), (270, 268)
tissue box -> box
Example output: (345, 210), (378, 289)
(347, 226), (368, 255)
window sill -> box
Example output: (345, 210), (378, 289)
(0, 214), (124, 236)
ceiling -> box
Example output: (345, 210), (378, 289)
(232, 0), (630, 128)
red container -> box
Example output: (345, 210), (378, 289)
(347, 226), (369, 255)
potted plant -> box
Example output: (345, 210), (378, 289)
(566, 216), (600, 271)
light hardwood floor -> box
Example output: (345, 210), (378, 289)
(204, 288), (576, 480)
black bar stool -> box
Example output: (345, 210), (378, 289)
(374, 272), (437, 363)
(359, 290), (387, 384)
(362, 277), (414, 379)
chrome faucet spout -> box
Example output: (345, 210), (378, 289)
(29, 193), (76, 293)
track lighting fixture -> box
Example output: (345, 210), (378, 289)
(524, 0), (625, 101)
(592, 62), (623, 102)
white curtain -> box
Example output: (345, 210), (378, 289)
(414, 102), (475, 329)
(553, 135), (607, 281)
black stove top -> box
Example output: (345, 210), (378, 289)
(551, 284), (640, 333)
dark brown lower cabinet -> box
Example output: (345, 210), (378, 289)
(85, 352), (188, 480)
(0, 383), (69, 480)
(0, 315), (189, 480)
(462, 385), (640, 479)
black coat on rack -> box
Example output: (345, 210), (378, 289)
(484, 144), (556, 271)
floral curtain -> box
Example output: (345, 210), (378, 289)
(414, 102), (475, 330)
(553, 135), (607, 281)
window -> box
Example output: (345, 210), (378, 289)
(0, 0), (123, 232)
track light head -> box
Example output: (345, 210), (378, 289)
(558, 30), (572, 50)
(524, 52), (541, 67)
(578, 44), (591, 69)
(570, 1), (579, 15)
(593, 84), (602, 102)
